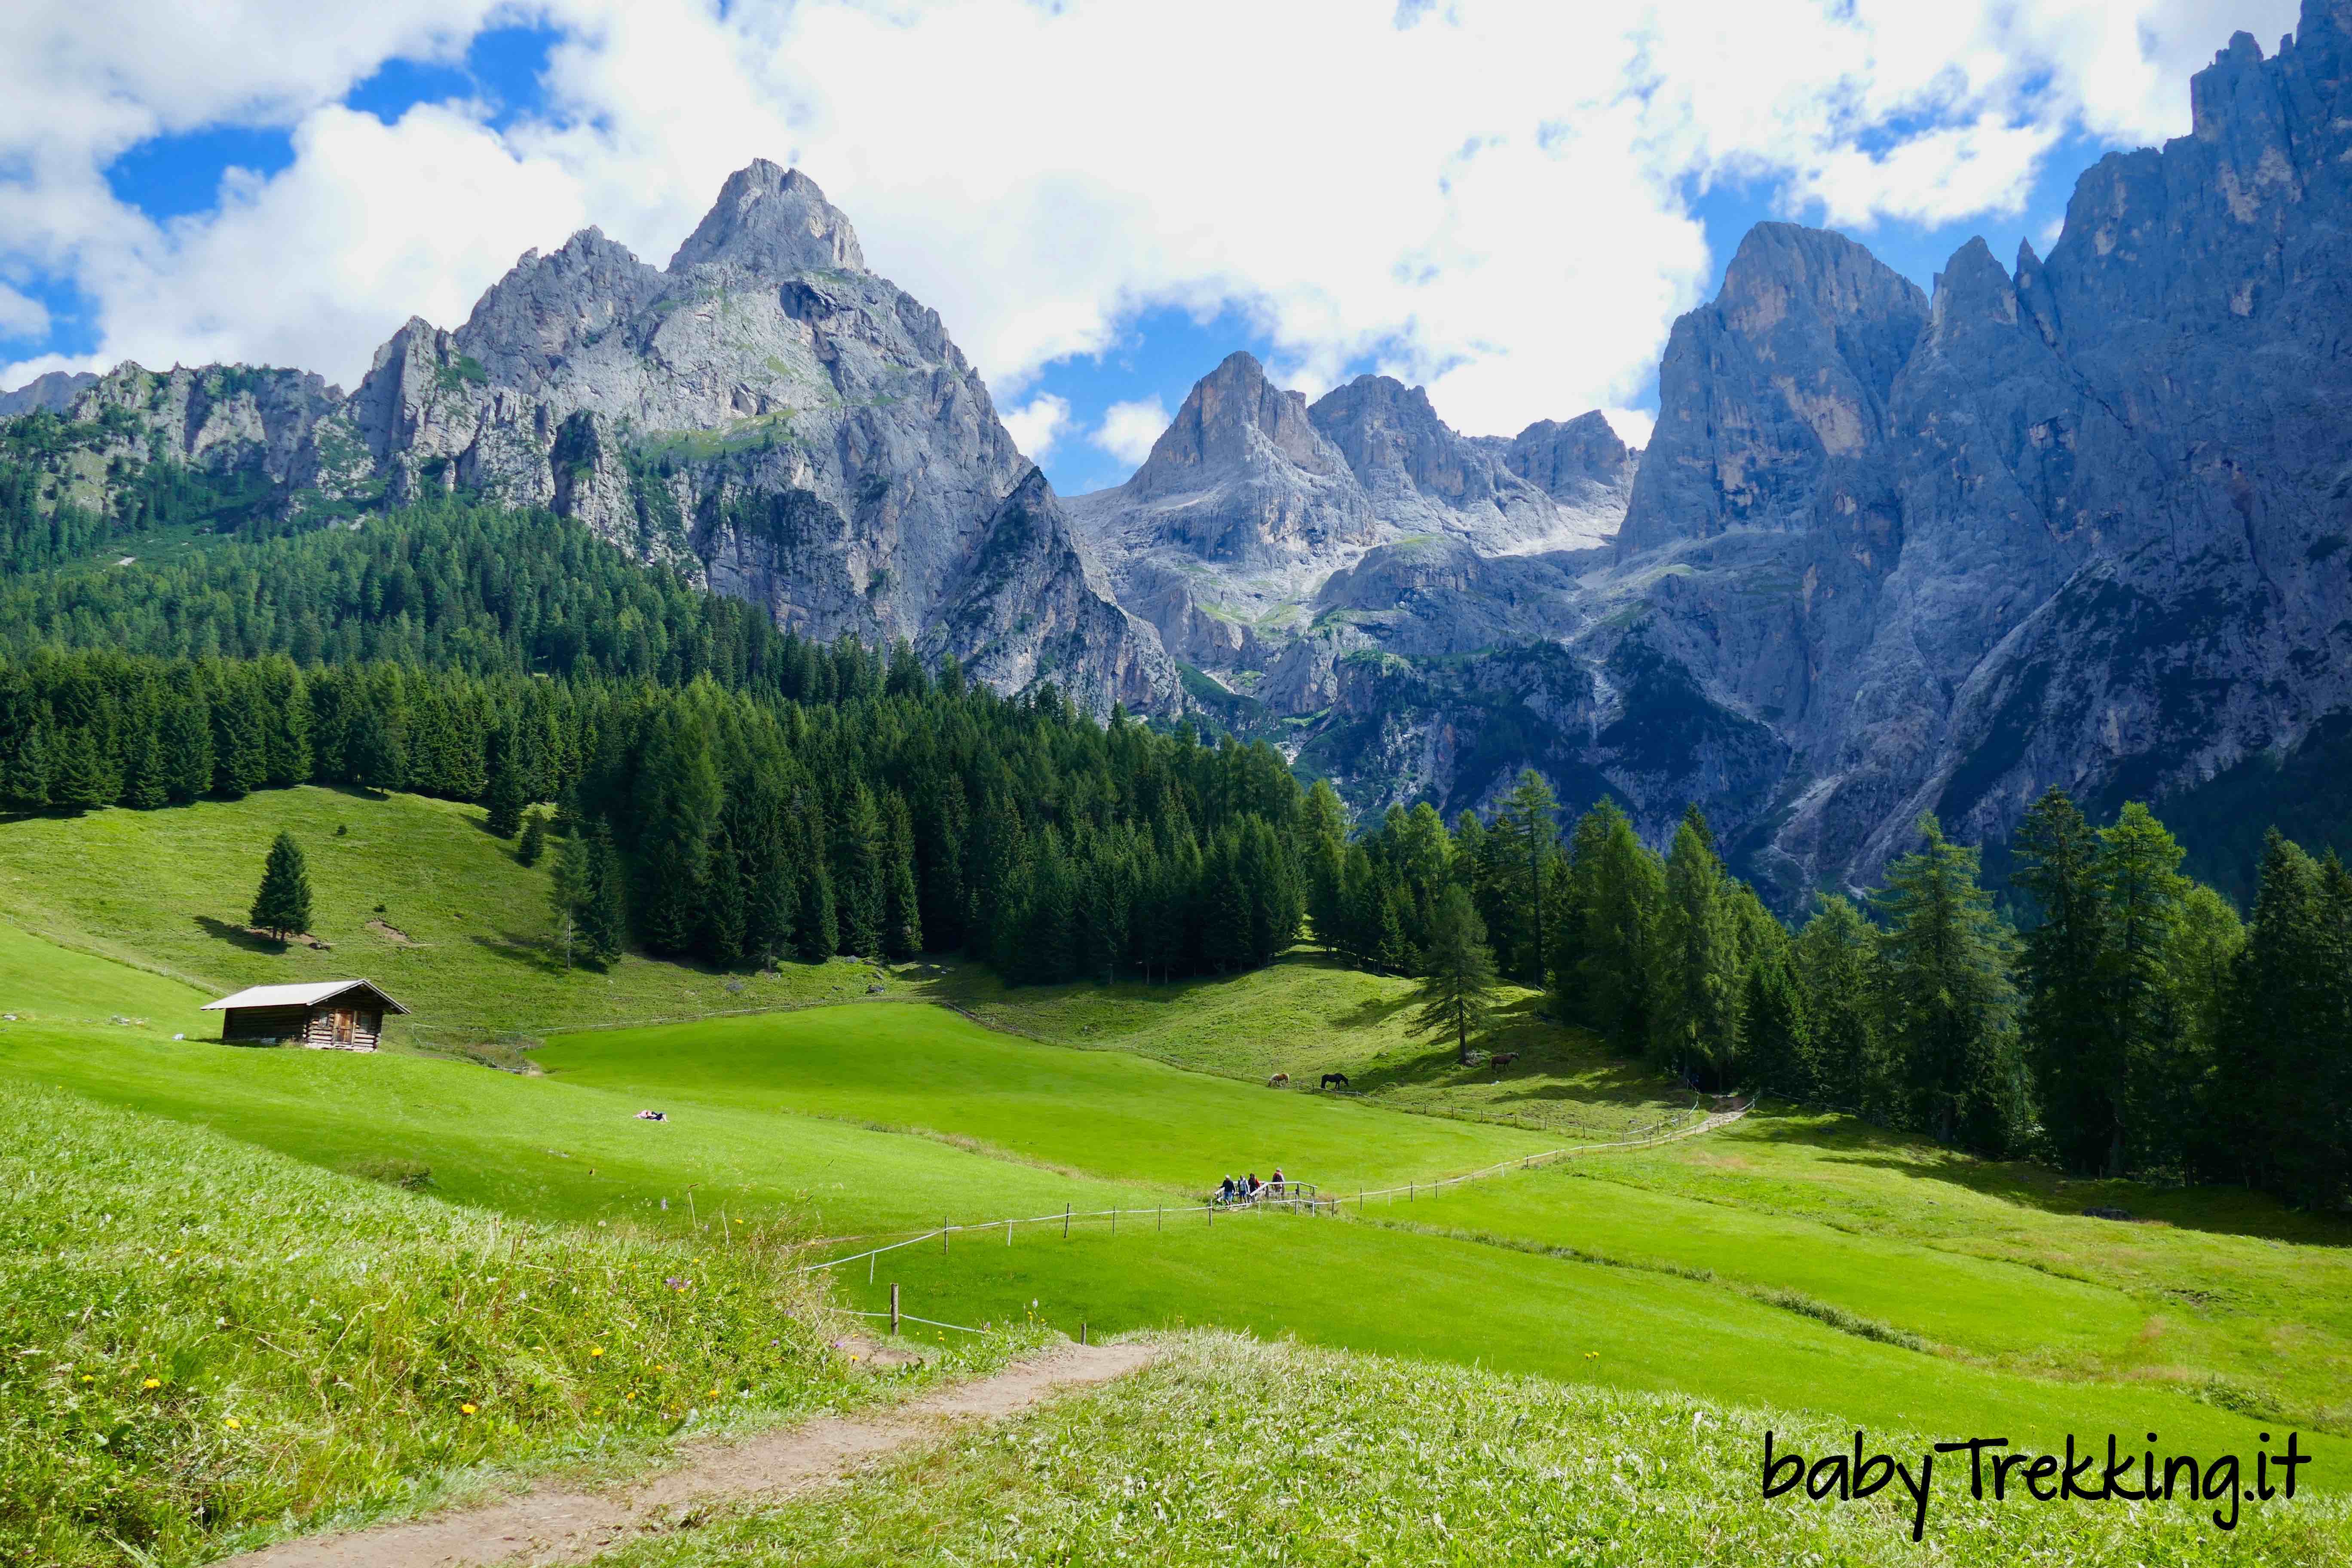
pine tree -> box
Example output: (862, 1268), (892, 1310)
(1875, 816), (2022, 1154)
(1408, 885), (1501, 1064)
(248, 830), (313, 940)
(517, 808), (547, 867)
(47, 726), (114, 814)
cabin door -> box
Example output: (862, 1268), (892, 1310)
(333, 1009), (355, 1044)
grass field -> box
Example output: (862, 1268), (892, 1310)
(584, 1334), (2352, 1567)
(12, 790), (2352, 1562)
(0, 787), (894, 1057)
(0, 1080), (992, 1568)
(931, 951), (1693, 1136)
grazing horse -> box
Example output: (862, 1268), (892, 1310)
(1268, 1072), (1291, 1088)
(1488, 1053), (1519, 1071)
(1320, 1072), (1349, 1090)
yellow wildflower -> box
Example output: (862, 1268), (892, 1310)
(225, 1418), (242, 1430)
(460, 1403), (477, 1415)
(143, 1378), (161, 1389)
(589, 1347), (604, 1357)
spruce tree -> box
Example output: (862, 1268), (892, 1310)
(550, 830), (589, 967)
(2012, 788), (2113, 1174)
(2095, 802), (2190, 1176)
(882, 790), (924, 958)
(1561, 799), (1663, 1048)
(833, 783), (887, 958)
(161, 690), (212, 804)
(484, 726), (529, 839)
(703, 817), (747, 965)
(579, 824), (628, 968)
(797, 861), (839, 963)
(1657, 805), (1742, 1086)
(517, 808), (546, 867)
(248, 830), (314, 940)
(1793, 894), (1883, 1114)
(1740, 953), (1812, 1100)
(1875, 816), (2022, 1155)
(1408, 885), (1501, 1064)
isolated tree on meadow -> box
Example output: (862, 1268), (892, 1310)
(249, 830), (314, 940)
(1409, 885), (1501, 1065)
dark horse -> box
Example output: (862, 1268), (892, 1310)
(1320, 1072), (1350, 1090)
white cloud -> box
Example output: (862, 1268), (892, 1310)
(0, 0), (2306, 436)
(999, 392), (1072, 462)
(0, 285), (50, 341)
(1093, 397), (1170, 467)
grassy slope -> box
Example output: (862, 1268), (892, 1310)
(588, 1334), (2351, 1567)
(0, 1080), (971, 1568)
(3, 974), (2332, 1473)
(934, 950), (1692, 1136)
(537, 1005), (1556, 1194)
(11, 793), (2352, 1540)
(0, 787), (892, 1052)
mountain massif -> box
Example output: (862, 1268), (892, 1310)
(5, 0), (2349, 899)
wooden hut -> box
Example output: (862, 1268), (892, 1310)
(202, 980), (409, 1050)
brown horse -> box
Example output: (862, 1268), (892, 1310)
(1268, 1072), (1290, 1088)
(1488, 1053), (1519, 1072)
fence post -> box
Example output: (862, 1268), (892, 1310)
(1007, 1217), (1013, 1246)
(1080, 1321), (1088, 1346)
(1112, 1207), (1117, 1235)
(1157, 1206), (1163, 1232)
(890, 1283), (900, 1337)
(943, 1219), (950, 1256)
(868, 1249), (875, 1284)
(1063, 1204), (1071, 1239)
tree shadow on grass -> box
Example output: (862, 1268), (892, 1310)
(194, 915), (283, 954)
(469, 931), (572, 977)
(1817, 1144), (2352, 1246)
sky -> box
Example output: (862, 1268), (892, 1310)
(0, 0), (2303, 496)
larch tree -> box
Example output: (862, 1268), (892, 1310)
(1408, 884), (1501, 1065)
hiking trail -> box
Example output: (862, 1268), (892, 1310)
(212, 1338), (1161, 1568)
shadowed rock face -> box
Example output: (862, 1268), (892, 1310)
(1555, 1), (2352, 897)
(1078, 1), (2352, 903)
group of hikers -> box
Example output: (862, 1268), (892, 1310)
(1214, 1167), (1289, 1205)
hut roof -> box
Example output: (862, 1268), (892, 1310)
(202, 980), (411, 1015)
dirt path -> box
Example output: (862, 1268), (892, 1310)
(214, 1339), (1161, 1568)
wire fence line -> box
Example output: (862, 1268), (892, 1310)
(837, 1307), (991, 1336)
(791, 1096), (1740, 1278)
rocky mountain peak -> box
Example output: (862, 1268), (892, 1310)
(667, 160), (866, 276)
(1617, 220), (1928, 554)
(1504, 412), (1632, 500)
(1126, 350), (1345, 499)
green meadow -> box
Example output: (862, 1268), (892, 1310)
(9, 789), (2352, 1562)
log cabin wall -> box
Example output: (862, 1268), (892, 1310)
(223, 1003), (383, 1050)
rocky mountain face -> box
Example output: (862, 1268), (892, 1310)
(3, 162), (1169, 711)
(1075, 0), (2352, 896)
(1067, 349), (1630, 689)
